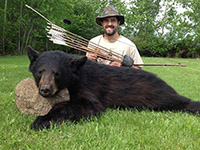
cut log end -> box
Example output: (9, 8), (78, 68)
(15, 78), (70, 116)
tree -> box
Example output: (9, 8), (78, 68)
(0, 0), (199, 57)
(2, 0), (7, 55)
(124, 0), (163, 54)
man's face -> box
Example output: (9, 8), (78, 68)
(101, 17), (120, 36)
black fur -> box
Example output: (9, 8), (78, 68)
(27, 46), (200, 130)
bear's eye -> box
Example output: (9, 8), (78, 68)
(54, 72), (59, 77)
(38, 70), (43, 76)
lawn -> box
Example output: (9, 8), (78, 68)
(0, 55), (200, 150)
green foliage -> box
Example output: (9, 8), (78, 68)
(1, 56), (200, 149)
(0, 0), (103, 55)
(122, 0), (200, 58)
(1, 0), (200, 57)
(123, 0), (166, 55)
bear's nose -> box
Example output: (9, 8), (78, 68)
(39, 84), (52, 97)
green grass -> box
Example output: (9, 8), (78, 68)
(0, 56), (200, 150)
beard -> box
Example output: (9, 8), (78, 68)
(104, 25), (118, 36)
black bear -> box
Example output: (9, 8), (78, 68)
(27, 46), (200, 130)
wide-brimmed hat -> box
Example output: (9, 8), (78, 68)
(96, 5), (125, 26)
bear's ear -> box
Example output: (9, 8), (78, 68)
(70, 56), (87, 72)
(27, 46), (40, 63)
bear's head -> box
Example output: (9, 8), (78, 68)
(27, 46), (87, 97)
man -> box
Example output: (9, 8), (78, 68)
(87, 5), (143, 69)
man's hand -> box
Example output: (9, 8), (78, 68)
(110, 62), (141, 69)
(87, 53), (97, 61)
(109, 61), (121, 67)
(122, 55), (134, 67)
(132, 66), (142, 69)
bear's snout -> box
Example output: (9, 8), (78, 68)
(39, 84), (52, 97)
(38, 72), (59, 97)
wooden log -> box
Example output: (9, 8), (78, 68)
(15, 78), (70, 116)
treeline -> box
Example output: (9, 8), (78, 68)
(1, 0), (200, 58)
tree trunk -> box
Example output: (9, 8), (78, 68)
(23, 23), (34, 53)
(18, 1), (23, 54)
(46, 40), (49, 51)
(2, 0), (8, 55)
